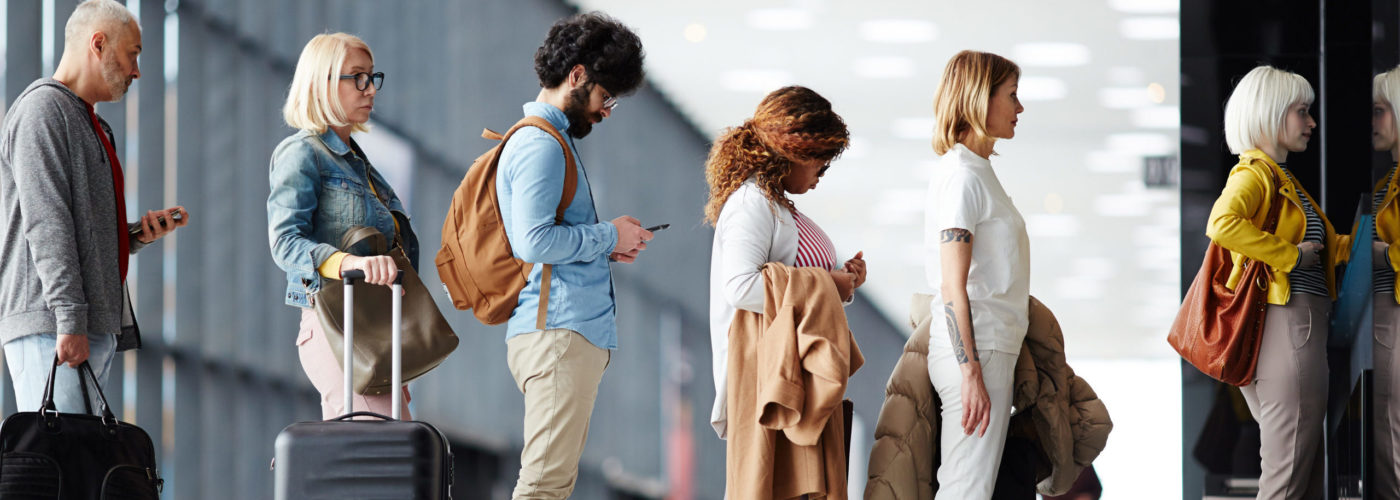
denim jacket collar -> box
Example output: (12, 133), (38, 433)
(523, 102), (572, 137)
(317, 129), (353, 157)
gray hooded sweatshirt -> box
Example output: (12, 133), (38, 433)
(0, 78), (145, 347)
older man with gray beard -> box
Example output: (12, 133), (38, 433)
(0, 0), (189, 413)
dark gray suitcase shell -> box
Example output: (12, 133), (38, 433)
(273, 271), (453, 499)
(274, 412), (451, 499)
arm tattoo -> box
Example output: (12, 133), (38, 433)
(940, 228), (972, 244)
(943, 301), (979, 364)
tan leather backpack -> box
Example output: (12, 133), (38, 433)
(435, 116), (576, 327)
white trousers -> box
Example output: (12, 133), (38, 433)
(928, 348), (1017, 500)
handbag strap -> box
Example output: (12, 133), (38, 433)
(40, 356), (115, 420)
(338, 225), (389, 255)
(1261, 169), (1284, 234)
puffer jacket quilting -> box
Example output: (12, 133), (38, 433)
(865, 294), (1113, 499)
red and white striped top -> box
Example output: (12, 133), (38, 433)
(793, 210), (838, 271)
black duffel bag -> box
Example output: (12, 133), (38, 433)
(0, 357), (162, 499)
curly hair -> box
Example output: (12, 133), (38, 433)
(534, 12), (646, 96)
(703, 86), (850, 225)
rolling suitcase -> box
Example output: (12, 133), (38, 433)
(274, 270), (453, 499)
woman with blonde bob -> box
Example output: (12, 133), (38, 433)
(1206, 65), (1349, 499)
(267, 33), (416, 419)
(923, 50), (1026, 499)
(1371, 64), (1400, 497)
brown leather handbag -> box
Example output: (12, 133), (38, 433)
(1168, 188), (1282, 386)
(314, 226), (459, 395)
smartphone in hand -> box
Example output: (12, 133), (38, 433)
(129, 209), (184, 236)
(645, 223), (669, 232)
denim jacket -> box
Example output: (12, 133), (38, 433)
(268, 129), (419, 308)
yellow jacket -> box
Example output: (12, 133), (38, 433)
(1374, 165), (1400, 304)
(1205, 150), (1351, 304)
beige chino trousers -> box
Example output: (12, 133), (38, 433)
(1374, 293), (1400, 499)
(1239, 293), (1328, 500)
(508, 329), (610, 500)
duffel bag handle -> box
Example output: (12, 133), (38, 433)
(40, 356), (116, 421)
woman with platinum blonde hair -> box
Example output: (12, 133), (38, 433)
(267, 33), (415, 419)
(1206, 65), (1350, 499)
(1371, 64), (1400, 498)
(923, 50), (1026, 499)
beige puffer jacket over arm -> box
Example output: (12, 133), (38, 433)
(864, 295), (1113, 499)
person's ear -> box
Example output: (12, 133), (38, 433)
(569, 64), (587, 88)
(90, 31), (107, 57)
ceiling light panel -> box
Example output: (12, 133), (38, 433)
(1011, 42), (1091, 67)
(858, 19), (938, 43)
(1120, 17), (1179, 40)
(720, 69), (794, 93)
(1108, 0), (1179, 14)
(1099, 87), (1153, 109)
(683, 23), (707, 43)
(747, 8), (814, 31)
(1018, 76), (1069, 101)
(1132, 106), (1180, 129)
(853, 56), (916, 79)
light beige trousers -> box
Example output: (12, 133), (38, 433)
(1374, 293), (1400, 499)
(508, 329), (610, 500)
(1239, 293), (1328, 500)
(296, 308), (410, 420)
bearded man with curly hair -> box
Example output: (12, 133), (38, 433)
(495, 11), (648, 500)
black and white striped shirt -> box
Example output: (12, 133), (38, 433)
(1280, 165), (1329, 297)
(1378, 166), (1396, 296)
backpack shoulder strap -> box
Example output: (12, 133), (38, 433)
(507, 116), (577, 224)
(494, 115), (580, 330)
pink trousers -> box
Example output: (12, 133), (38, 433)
(296, 308), (411, 420)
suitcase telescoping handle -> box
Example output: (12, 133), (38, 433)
(340, 269), (405, 420)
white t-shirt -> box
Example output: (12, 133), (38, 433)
(924, 143), (1030, 355)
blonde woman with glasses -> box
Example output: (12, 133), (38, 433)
(267, 33), (414, 419)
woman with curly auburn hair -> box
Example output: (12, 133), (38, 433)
(924, 50), (1026, 499)
(704, 85), (864, 439)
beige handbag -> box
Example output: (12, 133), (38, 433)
(313, 226), (459, 395)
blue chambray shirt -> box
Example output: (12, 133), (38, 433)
(497, 102), (619, 348)
(267, 129), (418, 308)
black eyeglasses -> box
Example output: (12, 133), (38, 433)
(818, 163), (831, 177)
(338, 72), (385, 91)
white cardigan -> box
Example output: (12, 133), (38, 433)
(709, 181), (799, 438)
